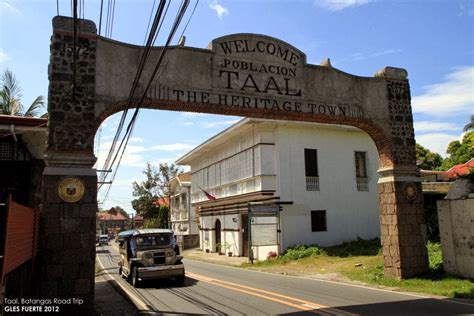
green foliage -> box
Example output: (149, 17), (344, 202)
(281, 244), (326, 260)
(415, 143), (443, 170)
(131, 162), (180, 228)
(325, 238), (382, 257)
(463, 115), (474, 133)
(439, 132), (474, 171)
(427, 241), (443, 273)
(0, 69), (45, 117)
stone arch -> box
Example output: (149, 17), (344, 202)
(40, 16), (428, 311)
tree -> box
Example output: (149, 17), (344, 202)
(0, 69), (45, 117)
(113, 206), (129, 219)
(463, 115), (474, 133)
(415, 143), (443, 170)
(131, 162), (181, 228)
(439, 131), (474, 170)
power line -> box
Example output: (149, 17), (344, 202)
(99, 0), (169, 187)
(144, 0), (157, 45)
(110, 0), (116, 37)
(178, 0), (199, 41)
(98, 0), (104, 36)
(101, 1), (191, 205)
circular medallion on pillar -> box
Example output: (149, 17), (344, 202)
(402, 182), (418, 201)
(58, 177), (85, 203)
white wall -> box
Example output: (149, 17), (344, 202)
(275, 124), (380, 249)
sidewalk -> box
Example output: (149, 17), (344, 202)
(182, 248), (249, 266)
(94, 266), (138, 316)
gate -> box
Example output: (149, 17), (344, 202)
(0, 197), (39, 301)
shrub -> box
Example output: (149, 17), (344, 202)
(281, 244), (326, 260)
(427, 241), (444, 273)
(267, 251), (277, 260)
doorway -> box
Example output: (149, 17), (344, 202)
(242, 214), (248, 257)
(215, 219), (221, 253)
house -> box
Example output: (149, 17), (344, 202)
(0, 115), (47, 207)
(169, 172), (199, 249)
(176, 118), (380, 260)
(97, 209), (129, 235)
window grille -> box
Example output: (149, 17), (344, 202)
(355, 151), (368, 191)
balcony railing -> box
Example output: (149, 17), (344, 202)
(356, 177), (369, 191)
(306, 176), (319, 191)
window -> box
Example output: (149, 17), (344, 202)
(304, 148), (319, 191)
(355, 151), (368, 191)
(311, 210), (327, 232)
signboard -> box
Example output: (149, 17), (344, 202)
(251, 223), (278, 246)
(249, 204), (279, 216)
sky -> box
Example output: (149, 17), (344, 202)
(1, 0), (473, 213)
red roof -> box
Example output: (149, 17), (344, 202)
(97, 212), (128, 221)
(153, 197), (169, 207)
(446, 158), (474, 180)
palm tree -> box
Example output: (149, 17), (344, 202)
(0, 69), (45, 117)
(463, 115), (474, 133)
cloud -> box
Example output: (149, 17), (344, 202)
(0, 50), (9, 62)
(412, 66), (474, 117)
(209, 0), (229, 19)
(415, 133), (459, 157)
(1, 1), (20, 14)
(459, 0), (474, 16)
(414, 121), (459, 133)
(150, 143), (196, 151)
(316, 0), (371, 11)
(201, 119), (239, 128)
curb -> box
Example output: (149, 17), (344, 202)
(96, 255), (159, 315)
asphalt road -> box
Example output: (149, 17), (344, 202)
(96, 244), (474, 315)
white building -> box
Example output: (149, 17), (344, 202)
(169, 172), (199, 249)
(176, 118), (380, 260)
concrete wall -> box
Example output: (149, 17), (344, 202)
(275, 124), (380, 249)
(437, 179), (474, 279)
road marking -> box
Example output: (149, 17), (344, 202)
(185, 258), (474, 308)
(187, 272), (357, 316)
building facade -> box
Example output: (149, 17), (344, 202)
(177, 118), (380, 260)
(170, 172), (199, 249)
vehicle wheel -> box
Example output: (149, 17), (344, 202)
(132, 266), (141, 288)
(175, 274), (185, 286)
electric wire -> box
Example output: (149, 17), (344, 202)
(178, 0), (199, 41)
(72, 0), (78, 98)
(144, 0), (157, 45)
(110, 0), (116, 37)
(99, 0), (104, 36)
(99, 0), (168, 187)
(101, 1), (190, 204)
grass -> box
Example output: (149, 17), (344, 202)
(240, 239), (474, 299)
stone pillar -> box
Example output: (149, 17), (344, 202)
(378, 167), (428, 278)
(376, 67), (429, 278)
(39, 17), (97, 314)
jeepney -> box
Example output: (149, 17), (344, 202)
(117, 229), (185, 287)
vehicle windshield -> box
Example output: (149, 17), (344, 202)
(134, 234), (172, 249)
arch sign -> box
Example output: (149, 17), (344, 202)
(41, 17), (428, 311)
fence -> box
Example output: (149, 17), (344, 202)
(0, 196), (39, 301)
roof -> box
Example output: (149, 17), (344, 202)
(170, 171), (191, 192)
(175, 118), (363, 165)
(446, 158), (474, 179)
(97, 212), (128, 221)
(153, 197), (169, 207)
(0, 115), (47, 127)
(118, 229), (174, 239)
(0, 115), (48, 159)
